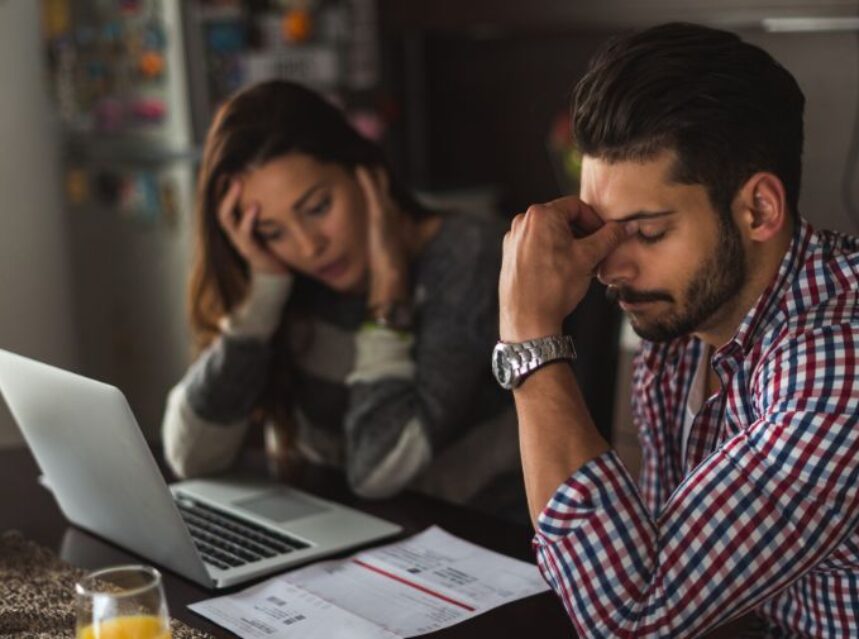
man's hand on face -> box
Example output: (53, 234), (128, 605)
(499, 196), (634, 343)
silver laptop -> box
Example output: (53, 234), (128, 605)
(0, 348), (402, 589)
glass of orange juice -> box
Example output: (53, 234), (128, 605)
(75, 565), (171, 639)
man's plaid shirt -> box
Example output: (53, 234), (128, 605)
(534, 219), (859, 637)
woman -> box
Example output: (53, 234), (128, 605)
(162, 80), (521, 512)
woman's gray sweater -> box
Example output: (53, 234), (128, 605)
(162, 213), (519, 505)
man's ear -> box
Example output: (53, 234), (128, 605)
(735, 172), (787, 242)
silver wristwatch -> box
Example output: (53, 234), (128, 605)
(491, 335), (577, 390)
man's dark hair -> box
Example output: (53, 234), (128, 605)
(572, 22), (805, 219)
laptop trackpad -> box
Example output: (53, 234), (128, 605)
(233, 490), (327, 523)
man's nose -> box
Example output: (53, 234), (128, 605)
(596, 244), (637, 287)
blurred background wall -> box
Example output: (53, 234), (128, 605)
(379, 0), (859, 475)
(1, 0), (858, 461)
(0, 0), (77, 447)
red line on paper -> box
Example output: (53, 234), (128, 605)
(351, 559), (476, 612)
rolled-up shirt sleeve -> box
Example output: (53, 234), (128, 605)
(533, 321), (859, 638)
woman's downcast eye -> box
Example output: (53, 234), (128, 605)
(305, 194), (332, 217)
(254, 223), (285, 242)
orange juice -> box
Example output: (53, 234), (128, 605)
(77, 615), (171, 639)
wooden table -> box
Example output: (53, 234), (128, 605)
(0, 446), (573, 638)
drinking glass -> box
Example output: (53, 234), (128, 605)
(74, 565), (172, 639)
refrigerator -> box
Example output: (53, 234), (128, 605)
(40, 0), (382, 439)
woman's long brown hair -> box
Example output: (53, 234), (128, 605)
(188, 80), (427, 429)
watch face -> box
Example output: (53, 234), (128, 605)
(492, 344), (513, 389)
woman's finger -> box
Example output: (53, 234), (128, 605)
(217, 178), (243, 235)
(356, 166), (384, 219)
(235, 203), (271, 261)
(235, 202), (288, 273)
(213, 178), (288, 274)
(372, 167), (395, 214)
(238, 202), (259, 242)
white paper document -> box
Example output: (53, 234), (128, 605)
(190, 579), (398, 639)
(190, 526), (550, 638)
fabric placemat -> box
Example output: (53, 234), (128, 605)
(0, 530), (214, 639)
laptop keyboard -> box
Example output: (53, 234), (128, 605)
(174, 493), (310, 571)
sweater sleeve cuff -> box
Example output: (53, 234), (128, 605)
(535, 450), (630, 543)
(219, 272), (293, 339)
(345, 324), (416, 385)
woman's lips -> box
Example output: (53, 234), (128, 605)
(316, 257), (349, 280)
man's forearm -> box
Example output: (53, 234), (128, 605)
(513, 361), (611, 526)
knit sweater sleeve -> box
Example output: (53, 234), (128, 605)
(162, 273), (293, 478)
(342, 215), (506, 498)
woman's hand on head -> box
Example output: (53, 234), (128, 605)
(356, 166), (409, 305)
(217, 178), (290, 276)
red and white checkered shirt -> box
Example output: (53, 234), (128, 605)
(534, 219), (859, 637)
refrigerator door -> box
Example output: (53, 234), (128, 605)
(42, 0), (197, 437)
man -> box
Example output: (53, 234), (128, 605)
(493, 23), (859, 637)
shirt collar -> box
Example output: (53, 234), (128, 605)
(635, 218), (816, 387)
(715, 217), (815, 362)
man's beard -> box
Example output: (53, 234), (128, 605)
(607, 217), (746, 342)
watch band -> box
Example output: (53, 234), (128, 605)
(366, 299), (414, 332)
(492, 335), (577, 390)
